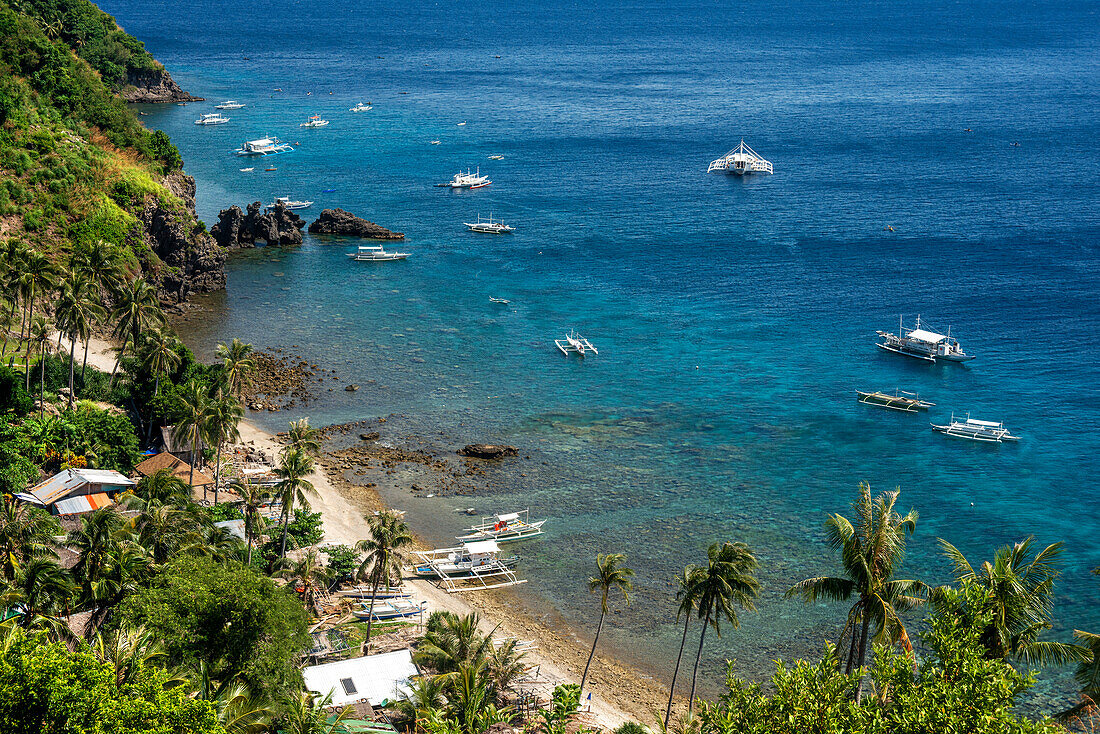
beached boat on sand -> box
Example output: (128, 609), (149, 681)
(856, 389), (934, 413)
(877, 315), (974, 363)
(931, 414), (1020, 443)
(334, 585), (410, 600)
(413, 540), (525, 593)
(352, 599), (426, 622)
(456, 509), (546, 544)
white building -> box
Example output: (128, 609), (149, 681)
(302, 650), (419, 708)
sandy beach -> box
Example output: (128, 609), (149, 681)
(74, 331), (673, 728)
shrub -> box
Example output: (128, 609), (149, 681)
(0, 417), (38, 494)
(0, 365), (33, 416)
(322, 544), (360, 585)
(68, 405), (140, 472)
(286, 508), (324, 548)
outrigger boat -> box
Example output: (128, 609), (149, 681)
(931, 414), (1020, 443)
(267, 196), (313, 210)
(457, 510), (546, 544)
(413, 540), (525, 593)
(465, 213), (514, 233)
(349, 102), (372, 112)
(234, 137), (294, 156)
(300, 115), (330, 128)
(707, 139), (773, 175)
(877, 315), (975, 363)
(335, 585), (410, 600)
(215, 100), (246, 110)
(555, 330), (597, 357)
(352, 599), (427, 622)
(195, 113), (230, 126)
(347, 244), (409, 261)
(856, 389), (934, 413)
(438, 168), (491, 189)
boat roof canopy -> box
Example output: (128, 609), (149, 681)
(907, 328), (947, 343)
(464, 540), (500, 554)
(964, 418), (1004, 427)
(496, 512), (520, 522)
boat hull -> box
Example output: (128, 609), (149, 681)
(931, 425), (1020, 443)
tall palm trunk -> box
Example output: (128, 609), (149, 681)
(246, 518), (255, 565)
(688, 608), (712, 714)
(363, 567), (383, 654)
(68, 337), (76, 408)
(144, 371), (161, 446)
(279, 500), (294, 561)
(854, 599), (871, 703)
(38, 348), (46, 418)
(665, 611), (692, 728)
(1, 298), (18, 357)
(581, 605), (606, 692)
(80, 338), (90, 385)
(188, 435), (197, 498)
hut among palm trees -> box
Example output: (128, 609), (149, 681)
(302, 649), (420, 713)
(133, 452), (214, 490)
(159, 425), (205, 466)
(20, 467), (135, 515)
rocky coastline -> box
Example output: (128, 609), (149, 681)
(307, 208), (405, 239)
(123, 67), (203, 103)
(210, 202), (307, 247)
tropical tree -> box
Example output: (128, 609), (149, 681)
(277, 548), (332, 611)
(173, 378), (212, 494)
(82, 540), (152, 635)
(17, 250), (56, 345)
(282, 690), (352, 734)
(68, 508), (123, 595)
(141, 329), (181, 400)
(273, 448), (316, 562)
(9, 556), (73, 634)
(580, 552), (634, 691)
(356, 509), (414, 651)
(0, 240), (28, 359)
(686, 542), (759, 712)
(934, 536), (1088, 666)
(110, 278), (165, 384)
(216, 338), (256, 400)
(287, 417), (322, 455)
(1067, 568), (1100, 722)
(133, 468), (191, 507)
(192, 663), (273, 734)
(29, 315), (51, 408)
(0, 495), (60, 581)
(416, 612), (494, 675)
(207, 392), (243, 503)
(391, 675), (447, 723)
(92, 624), (166, 686)
(665, 565), (701, 728)
(233, 480), (268, 565)
(130, 503), (200, 564)
(71, 239), (125, 299)
(55, 270), (104, 405)
(786, 483), (925, 702)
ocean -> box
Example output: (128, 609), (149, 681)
(104, 0), (1100, 707)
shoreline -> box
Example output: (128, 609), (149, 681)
(75, 331), (673, 727)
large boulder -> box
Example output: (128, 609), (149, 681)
(307, 208), (404, 239)
(122, 68), (203, 103)
(211, 202), (305, 248)
(458, 444), (518, 460)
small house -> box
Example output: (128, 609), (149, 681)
(21, 468), (135, 515)
(302, 650), (419, 709)
(134, 451), (215, 489)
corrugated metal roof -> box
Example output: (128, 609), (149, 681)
(29, 469), (135, 505)
(303, 650), (418, 707)
(53, 493), (113, 515)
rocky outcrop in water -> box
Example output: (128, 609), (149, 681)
(307, 208), (404, 239)
(127, 173), (226, 303)
(122, 68), (203, 103)
(458, 444), (519, 460)
(211, 202), (306, 247)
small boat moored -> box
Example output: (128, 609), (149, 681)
(877, 315), (975, 363)
(195, 113), (230, 126)
(267, 196), (313, 210)
(234, 137), (294, 156)
(413, 540), (525, 593)
(856, 389), (934, 413)
(489, 296), (510, 304)
(215, 100), (246, 110)
(349, 103), (372, 112)
(931, 414), (1020, 443)
(299, 116), (330, 128)
(708, 139), (773, 175)
(555, 330), (598, 357)
(464, 213), (514, 233)
(456, 509), (546, 544)
(347, 244), (410, 262)
(441, 168), (491, 189)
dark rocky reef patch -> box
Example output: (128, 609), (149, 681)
(211, 202), (306, 248)
(123, 68), (202, 103)
(307, 208), (404, 239)
(458, 444), (519, 460)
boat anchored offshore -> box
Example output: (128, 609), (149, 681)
(299, 115), (330, 128)
(931, 414), (1020, 443)
(708, 139), (773, 175)
(234, 137), (294, 156)
(877, 315), (975, 363)
(556, 330), (597, 356)
(413, 540), (525, 593)
(195, 113), (230, 126)
(443, 168), (491, 189)
(457, 510), (546, 544)
(215, 100), (246, 110)
(856, 389), (935, 413)
(464, 213), (514, 233)
(347, 244), (409, 261)
(489, 296), (510, 304)
(267, 196), (313, 210)
(349, 102), (372, 112)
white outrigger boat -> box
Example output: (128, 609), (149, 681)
(877, 315), (975, 363)
(708, 139), (773, 175)
(931, 414), (1020, 443)
(335, 585), (410, 600)
(234, 136), (294, 156)
(440, 168), (491, 189)
(300, 115), (330, 128)
(856, 389), (934, 413)
(489, 296), (510, 304)
(267, 196), (313, 210)
(457, 510), (546, 544)
(352, 599), (427, 622)
(464, 214), (514, 233)
(347, 244), (409, 261)
(556, 330), (597, 357)
(215, 100), (246, 110)
(349, 102), (372, 112)
(413, 540), (525, 593)
(195, 112), (230, 126)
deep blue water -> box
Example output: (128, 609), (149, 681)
(104, 0), (1099, 708)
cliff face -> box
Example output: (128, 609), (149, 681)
(123, 68), (203, 104)
(127, 173), (227, 303)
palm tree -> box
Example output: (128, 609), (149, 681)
(216, 339), (256, 400)
(934, 536), (1088, 666)
(391, 675), (447, 724)
(665, 565), (701, 728)
(207, 392), (243, 504)
(192, 664), (273, 734)
(133, 468), (192, 507)
(233, 480), (268, 565)
(173, 378), (212, 494)
(68, 508), (123, 595)
(140, 328), (181, 444)
(277, 548), (332, 611)
(71, 240), (124, 299)
(1068, 568), (1100, 721)
(415, 612), (494, 674)
(0, 241), (28, 360)
(82, 541), (152, 635)
(92, 624), (166, 686)
(11, 556), (74, 633)
(17, 250), (56, 344)
(55, 271), (104, 406)
(282, 690), (352, 734)
(273, 448), (316, 562)
(0, 495), (60, 581)
(287, 417), (322, 455)
(785, 483), (925, 702)
(110, 278), (165, 385)
(131, 503), (200, 564)
(29, 315), (51, 414)
(355, 510), (414, 651)
(580, 552), (634, 691)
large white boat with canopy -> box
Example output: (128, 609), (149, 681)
(413, 540), (525, 593)
(456, 509), (546, 544)
(234, 136), (294, 156)
(931, 414), (1020, 443)
(708, 139), (773, 175)
(195, 113), (229, 126)
(876, 315), (974, 363)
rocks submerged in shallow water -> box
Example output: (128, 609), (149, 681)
(307, 208), (404, 239)
(345, 384), (359, 392)
(458, 444), (518, 460)
(360, 432), (380, 441)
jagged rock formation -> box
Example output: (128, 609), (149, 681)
(211, 202), (306, 248)
(122, 68), (203, 103)
(127, 173), (227, 303)
(307, 209), (404, 239)
(458, 444), (519, 460)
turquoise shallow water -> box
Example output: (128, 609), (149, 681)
(105, 0), (1099, 707)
